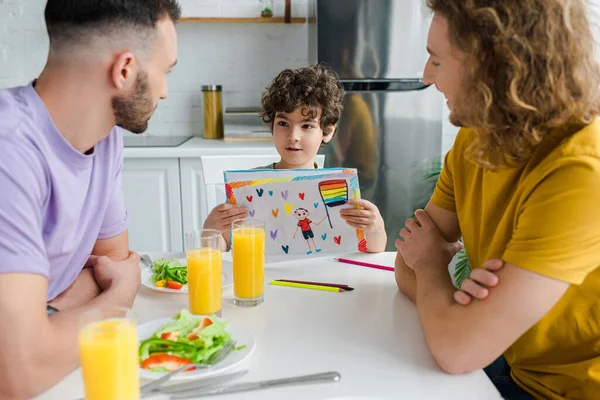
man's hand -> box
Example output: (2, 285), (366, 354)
(90, 251), (141, 295)
(453, 259), (504, 305)
(396, 209), (462, 270)
(47, 267), (101, 311)
(204, 203), (248, 233)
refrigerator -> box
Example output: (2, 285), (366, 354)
(312, 0), (444, 250)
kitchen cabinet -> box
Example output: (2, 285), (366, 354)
(122, 159), (183, 253)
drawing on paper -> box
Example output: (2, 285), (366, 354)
(318, 179), (349, 228)
(292, 208), (328, 254)
(223, 168), (367, 258)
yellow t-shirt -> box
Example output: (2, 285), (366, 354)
(431, 121), (600, 399)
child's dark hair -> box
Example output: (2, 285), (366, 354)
(260, 64), (345, 136)
(295, 208), (308, 213)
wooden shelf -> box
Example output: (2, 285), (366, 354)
(179, 17), (310, 24)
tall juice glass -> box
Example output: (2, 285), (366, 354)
(231, 218), (265, 306)
(78, 307), (139, 400)
(185, 229), (223, 316)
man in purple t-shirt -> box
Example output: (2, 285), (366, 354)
(0, 0), (180, 397)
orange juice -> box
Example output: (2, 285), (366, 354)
(78, 319), (139, 400)
(232, 227), (265, 300)
(187, 247), (222, 315)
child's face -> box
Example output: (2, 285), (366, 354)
(294, 209), (309, 220)
(273, 107), (334, 169)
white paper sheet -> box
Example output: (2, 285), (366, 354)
(224, 168), (367, 259)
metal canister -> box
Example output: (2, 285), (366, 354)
(202, 85), (223, 139)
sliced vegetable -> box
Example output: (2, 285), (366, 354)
(166, 279), (184, 290)
(150, 258), (188, 286)
(160, 331), (180, 341)
(139, 338), (198, 362)
(140, 353), (195, 372)
(155, 280), (167, 288)
(139, 310), (234, 369)
(187, 318), (213, 340)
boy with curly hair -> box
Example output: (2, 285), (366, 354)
(204, 64), (387, 253)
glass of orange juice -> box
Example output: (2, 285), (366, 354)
(231, 218), (265, 307)
(185, 229), (223, 316)
(78, 307), (139, 400)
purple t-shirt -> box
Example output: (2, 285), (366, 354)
(0, 83), (128, 301)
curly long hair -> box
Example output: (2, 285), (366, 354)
(260, 64), (345, 136)
(427, 0), (600, 168)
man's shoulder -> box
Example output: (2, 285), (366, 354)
(0, 85), (32, 141)
(558, 119), (600, 160)
(0, 86), (52, 182)
(533, 119), (600, 179)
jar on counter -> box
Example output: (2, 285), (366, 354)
(202, 85), (224, 140)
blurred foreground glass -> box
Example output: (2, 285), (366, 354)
(78, 307), (139, 400)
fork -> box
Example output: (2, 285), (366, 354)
(139, 340), (237, 395)
(140, 254), (153, 269)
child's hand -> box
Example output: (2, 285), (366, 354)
(340, 199), (384, 233)
(203, 203), (248, 232)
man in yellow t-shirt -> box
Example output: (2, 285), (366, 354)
(394, 1), (600, 399)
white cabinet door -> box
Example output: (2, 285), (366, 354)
(180, 158), (205, 236)
(180, 154), (325, 235)
(121, 159), (183, 253)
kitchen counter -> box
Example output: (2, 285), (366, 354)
(123, 136), (278, 158)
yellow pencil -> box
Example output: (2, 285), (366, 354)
(269, 280), (344, 292)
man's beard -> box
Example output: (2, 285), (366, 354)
(448, 104), (465, 127)
(449, 112), (464, 127)
(111, 71), (156, 134)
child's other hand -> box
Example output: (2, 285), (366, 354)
(203, 203), (248, 232)
(340, 199), (384, 233)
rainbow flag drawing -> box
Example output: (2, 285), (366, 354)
(318, 179), (349, 228)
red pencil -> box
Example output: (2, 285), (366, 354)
(334, 257), (394, 272)
(275, 279), (354, 291)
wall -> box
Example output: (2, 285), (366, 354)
(0, 0), (310, 137)
(2, 0), (599, 146)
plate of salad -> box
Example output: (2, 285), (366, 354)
(141, 257), (233, 293)
(138, 309), (255, 381)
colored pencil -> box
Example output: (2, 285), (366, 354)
(334, 257), (394, 272)
(275, 279), (354, 291)
(269, 280), (346, 292)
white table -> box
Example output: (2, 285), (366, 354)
(36, 252), (501, 400)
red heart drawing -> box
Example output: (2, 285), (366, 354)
(334, 236), (341, 245)
(299, 193), (305, 200)
(246, 195), (253, 202)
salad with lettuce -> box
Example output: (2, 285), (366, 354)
(139, 309), (232, 372)
(150, 258), (188, 290)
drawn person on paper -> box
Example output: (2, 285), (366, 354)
(292, 208), (327, 255)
